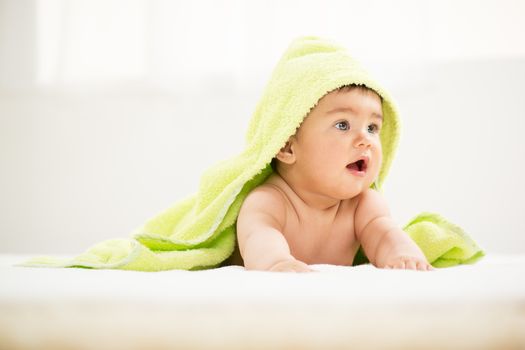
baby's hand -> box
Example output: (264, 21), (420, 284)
(268, 258), (315, 273)
(382, 255), (434, 271)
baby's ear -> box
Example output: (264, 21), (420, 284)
(276, 138), (296, 164)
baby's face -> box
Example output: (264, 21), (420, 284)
(286, 88), (383, 199)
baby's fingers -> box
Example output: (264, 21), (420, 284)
(416, 261), (434, 271)
(269, 259), (314, 273)
(405, 260), (417, 270)
(393, 260), (406, 269)
(421, 261), (435, 271)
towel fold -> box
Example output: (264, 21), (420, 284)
(404, 212), (485, 267)
(18, 36), (484, 271)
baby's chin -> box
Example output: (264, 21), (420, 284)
(333, 183), (373, 200)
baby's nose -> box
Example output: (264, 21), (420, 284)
(353, 131), (372, 148)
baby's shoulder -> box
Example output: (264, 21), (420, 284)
(239, 178), (289, 224)
(244, 180), (288, 210)
(354, 188), (375, 205)
(354, 188), (388, 211)
(353, 188), (391, 230)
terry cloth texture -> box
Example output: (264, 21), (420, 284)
(18, 36), (484, 271)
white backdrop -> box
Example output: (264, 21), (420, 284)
(1, 0), (524, 254)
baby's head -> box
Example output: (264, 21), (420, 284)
(272, 84), (383, 200)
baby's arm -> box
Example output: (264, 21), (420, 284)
(354, 189), (433, 270)
(236, 187), (313, 272)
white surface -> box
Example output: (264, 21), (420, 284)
(1, 254), (524, 349)
(2, 254), (525, 303)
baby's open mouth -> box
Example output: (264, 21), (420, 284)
(346, 157), (368, 172)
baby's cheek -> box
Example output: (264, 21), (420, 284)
(311, 145), (336, 166)
(373, 150), (382, 172)
(368, 158), (382, 185)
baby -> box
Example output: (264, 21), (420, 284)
(234, 84), (433, 272)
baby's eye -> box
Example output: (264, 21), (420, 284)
(335, 121), (349, 131)
(368, 124), (380, 134)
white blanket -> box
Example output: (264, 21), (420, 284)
(1, 254), (524, 349)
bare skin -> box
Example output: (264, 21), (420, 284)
(236, 87), (433, 272)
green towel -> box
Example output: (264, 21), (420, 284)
(18, 36), (484, 271)
(404, 212), (485, 267)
